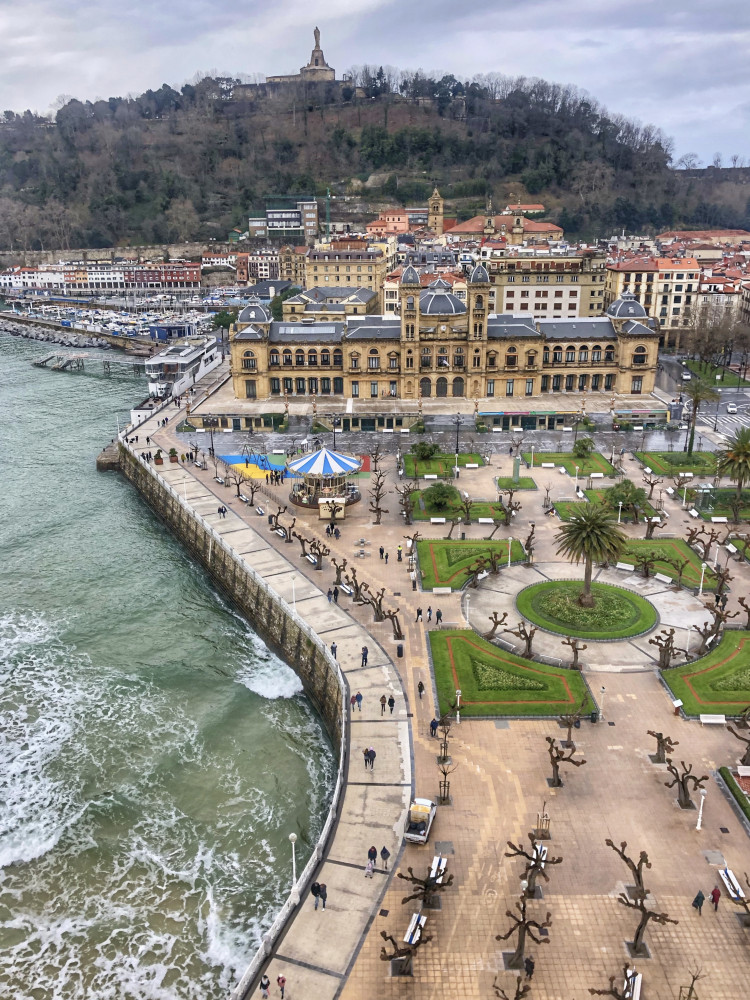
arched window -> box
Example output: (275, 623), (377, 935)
(579, 347), (588, 363)
(487, 352), (497, 368)
(553, 347), (562, 363)
(475, 295), (484, 309)
(270, 350), (280, 366)
(295, 350), (305, 366)
(282, 350), (293, 366)
(308, 350), (318, 366)
(333, 350), (342, 366)
(406, 295), (414, 310)
(452, 376), (465, 397)
(591, 344), (602, 362)
(506, 348), (517, 368)
(420, 376), (432, 397)
(605, 345), (615, 362)
(633, 346), (647, 366)
(321, 350), (330, 366)
(565, 345), (576, 363)
(242, 350), (256, 370)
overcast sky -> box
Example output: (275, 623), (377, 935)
(2, 0), (748, 162)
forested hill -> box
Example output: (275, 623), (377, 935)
(1, 68), (749, 251)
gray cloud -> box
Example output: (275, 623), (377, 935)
(1, 0), (749, 160)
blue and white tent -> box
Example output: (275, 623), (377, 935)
(286, 447), (361, 478)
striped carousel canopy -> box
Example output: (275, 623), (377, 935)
(286, 447), (361, 478)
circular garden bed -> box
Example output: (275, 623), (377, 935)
(515, 580), (658, 640)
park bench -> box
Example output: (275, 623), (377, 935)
(616, 562), (635, 572)
(683, 472), (694, 478)
(719, 867), (745, 900)
(665, 487), (675, 497)
(465, 463), (479, 468)
(726, 543), (738, 555)
(643, 466), (652, 474)
(430, 517), (447, 524)
(541, 462), (555, 468)
(400, 428), (410, 434)
(382, 428), (394, 433)
(305, 553), (317, 565)
(238, 494), (248, 504)
(590, 472), (604, 479)
(478, 518), (495, 524)
(654, 573), (672, 584)
(432, 587), (452, 595)
(275, 528), (286, 538)
(272, 449), (285, 455)
(558, 466), (566, 474)
(699, 714), (726, 725)
(404, 912), (427, 945)
(633, 426), (643, 432)
(688, 509), (700, 518)
(624, 968), (642, 1000)
(424, 474), (438, 480)
(256, 506), (265, 516)
(339, 584), (354, 596)
(576, 489), (585, 499)
(214, 476), (225, 485)
(711, 516), (728, 523)
(492, 427), (502, 433)
(430, 855), (448, 883)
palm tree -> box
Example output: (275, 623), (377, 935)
(683, 377), (720, 455)
(555, 505), (627, 607)
(718, 426), (750, 500)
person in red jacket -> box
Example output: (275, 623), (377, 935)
(710, 885), (721, 911)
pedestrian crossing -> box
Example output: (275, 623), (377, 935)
(696, 412), (750, 434)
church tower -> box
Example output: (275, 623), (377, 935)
(428, 187), (444, 236)
(483, 195), (496, 237)
(509, 214), (525, 246)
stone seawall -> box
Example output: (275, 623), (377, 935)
(118, 445), (344, 751)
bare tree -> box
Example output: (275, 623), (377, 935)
(368, 469), (390, 525)
(524, 522), (536, 564)
(394, 482), (415, 525)
(505, 620), (537, 659)
(546, 736), (587, 787)
(369, 443), (383, 472)
(644, 516), (665, 541)
(485, 518), (504, 541)
(466, 555), (491, 588)
(679, 967), (707, 1000)
(714, 564), (733, 598)
(647, 730), (679, 764)
(224, 467), (246, 497)
(500, 488), (522, 526)
(616, 892), (678, 956)
(648, 628), (683, 669)
(364, 585), (386, 622)
(343, 566), (366, 602)
(605, 840), (651, 899)
(588, 966), (642, 999)
(397, 865), (454, 908)
(483, 611), (509, 640)
(667, 555), (691, 589)
(331, 556), (348, 585)
(642, 472), (663, 499)
(453, 494), (475, 525)
(664, 758), (708, 809)
(505, 832), (563, 897)
(445, 516), (462, 540)
(738, 597), (750, 629)
(384, 606), (404, 640)
(309, 537), (330, 570)
(495, 895), (551, 969)
(561, 635), (587, 669)
(379, 927), (432, 976)
(270, 504), (288, 530)
(726, 725), (750, 766)
(558, 697), (589, 745)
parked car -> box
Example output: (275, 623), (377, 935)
(404, 797), (437, 844)
(682, 372), (692, 381)
(727, 402), (738, 414)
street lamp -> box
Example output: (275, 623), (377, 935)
(456, 688), (462, 725)
(699, 562), (707, 596)
(617, 501), (623, 523)
(327, 412), (340, 450)
(713, 380), (722, 431)
(453, 414), (461, 479)
(508, 538), (513, 568)
(289, 832), (298, 887)
(574, 465), (580, 492)
(696, 787), (707, 831)
(600, 685), (606, 720)
(531, 445), (535, 468)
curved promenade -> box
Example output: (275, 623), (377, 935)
(117, 405), (413, 1000)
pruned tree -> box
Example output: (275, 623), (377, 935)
(642, 472), (664, 499)
(437, 754), (458, 804)
(605, 840), (651, 899)
(739, 596), (750, 629)
(685, 523), (706, 550)
(397, 865), (455, 908)
(224, 467), (246, 497)
(368, 469), (390, 525)
(309, 537), (330, 570)
(679, 967), (707, 1000)
(492, 975), (530, 1000)
(364, 585), (386, 622)
(453, 494), (475, 525)
(647, 730), (679, 764)
(331, 556), (348, 585)
(616, 892), (678, 956)
(505, 832), (563, 897)
(495, 895), (551, 969)
(403, 529), (422, 550)
(321, 498), (344, 522)
(667, 555), (691, 589)
(524, 522), (536, 564)
(379, 928), (432, 976)
(270, 504), (288, 530)
(504, 620), (537, 658)
(484, 611), (509, 640)
(543, 485), (552, 510)
(728, 494), (746, 525)
(445, 516), (462, 540)
(546, 736), (587, 787)
(343, 566), (366, 602)
(241, 479), (262, 506)
(561, 635), (587, 669)
(714, 564), (733, 598)
(485, 518), (504, 541)
(292, 530), (312, 559)
(394, 482), (415, 525)
(558, 697), (589, 745)
(500, 488), (522, 526)
(633, 548), (660, 578)
(369, 442), (383, 472)
(466, 555), (491, 588)
(644, 516), (665, 541)
(698, 526), (721, 561)
(648, 628), (683, 670)
(588, 966), (642, 999)
(664, 758), (709, 809)
(691, 620), (715, 657)
(384, 606), (404, 640)
(726, 724), (750, 766)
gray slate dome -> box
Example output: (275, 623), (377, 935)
(420, 278), (466, 315)
(469, 263), (489, 283)
(238, 297), (271, 324)
(401, 264), (420, 285)
(607, 290), (647, 320)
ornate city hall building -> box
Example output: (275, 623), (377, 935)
(230, 268), (659, 422)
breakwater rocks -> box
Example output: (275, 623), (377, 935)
(0, 316), (113, 349)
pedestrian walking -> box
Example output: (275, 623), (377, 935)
(415, 608), (422, 622)
(427, 606), (432, 622)
(380, 694), (387, 716)
(388, 695), (395, 714)
(361, 646), (368, 667)
(355, 690), (363, 711)
(363, 747), (369, 769)
(260, 974), (270, 998)
(327, 588), (333, 603)
(417, 680), (425, 699)
(318, 882), (327, 909)
(384, 551), (389, 564)
(367, 747), (376, 769)
(524, 956), (535, 980)
(435, 609), (443, 625)
(330, 642), (337, 659)
(430, 717), (439, 737)
(365, 859), (374, 878)
(380, 846), (391, 870)
(509, 445), (513, 456)
(692, 890), (705, 915)
(379, 545), (384, 559)
(351, 694), (357, 711)
(334, 527), (340, 540)
(276, 975), (286, 999)
(397, 544), (403, 562)
(333, 586), (339, 604)
(311, 881), (321, 909)
(368, 845), (377, 865)
(710, 885), (721, 911)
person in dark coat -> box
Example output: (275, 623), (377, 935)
(417, 680), (425, 699)
(430, 717), (439, 737)
(311, 882), (321, 910)
(692, 890), (705, 915)
(388, 695), (395, 714)
(318, 882), (327, 909)
(368, 845), (377, 865)
(380, 846), (391, 870)
(524, 956), (535, 980)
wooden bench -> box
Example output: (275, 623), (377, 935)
(339, 584), (354, 596)
(699, 713), (726, 725)
(404, 912), (427, 945)
(541, 462), (555, 468)
(616, 562), (635, 572)
(654, 573), (672, 584)
(688, 509), (700, 518)
(624, 968), (642, 1000)
(711, 516), (728, 523)
(430, 517), (446, 524)
(719, 867), (745, 900)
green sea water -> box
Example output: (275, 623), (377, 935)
(0, 333), (332, 999)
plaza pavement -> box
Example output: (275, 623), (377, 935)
(134, 409), (750, 1000)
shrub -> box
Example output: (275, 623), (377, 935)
(422, 482), (460, 511)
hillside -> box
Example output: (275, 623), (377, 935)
(1, 71), (750, 250)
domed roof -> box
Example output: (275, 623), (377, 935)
(401, 264), (420, 285)
(469, 263), (489, 283)
(238, 296), (271, 324)
(420, 279), (466, 315)
(607, 290), (647, 320)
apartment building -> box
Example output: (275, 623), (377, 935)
(304, 247), (388, 308)
(478, 248), (607, 319)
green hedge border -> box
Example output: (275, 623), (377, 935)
(515, 580), (659, 640)
(719, 767), (750, 825)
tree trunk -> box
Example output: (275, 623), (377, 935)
(579, 557), (594, 607)
(677, 780), (692, 809)
(550, 760), (561, 786)
(509, 925), (527, 968)
(632, 911), (649, 954)
(687, 407), (698, 456)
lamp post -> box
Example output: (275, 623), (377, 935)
(508, 538), (513, 568)
(574, 465), (579, 492)
(682, 485), (688, 508)
(453, 414), (461, 479)
(713, 378), (722, 431)
(600, 685), (606, 721)
(289, 832), (298, 887)
(327, 412), (340, 450)
(699, 562), (707, 596)
(456, 688), (462, 725)
(696, 787), (707, 831)
(618, 501), (623, 524)
(531, 445), (535, 468)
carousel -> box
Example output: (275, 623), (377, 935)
(286, 446), (362, 518)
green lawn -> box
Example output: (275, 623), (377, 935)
(719, 767), (750, 823)
(430, 629), (594, 717)
(417, 539), (525, 590)
(685, 360), (750, 388)
(523, 451), (616, 476)
(411, 490), (508, 522)
(732, 538), (750, 562)
(404, 452), (484, 478)
(555, 489), (656, 523)
(495, 477), (537, 490)
(617, 539), (717, 590)
(635, 451), (718, 476)
(662, 632), (750, 716)
(516, 580), (657, 639)
(697, 488), (750, 522)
